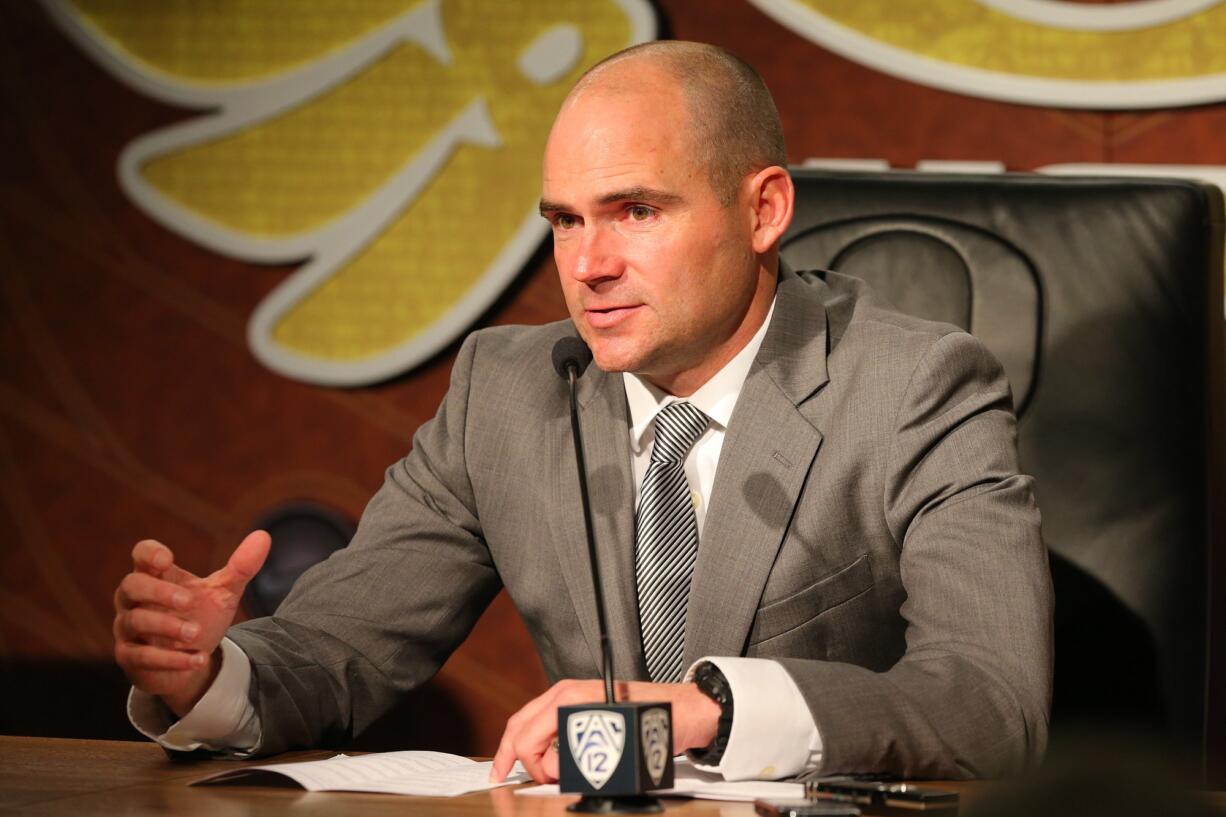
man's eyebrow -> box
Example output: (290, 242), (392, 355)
(597, 187), (683, 206)
(538, 187), (684, 217)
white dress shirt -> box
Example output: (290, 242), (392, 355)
(131, 295), (823, 779)
(129, 636), (259, 754)
(622, 298), (822, 780)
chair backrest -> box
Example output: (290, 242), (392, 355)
(781, 169), (1225, 759)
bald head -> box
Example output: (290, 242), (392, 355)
(566, 41), (787, 204)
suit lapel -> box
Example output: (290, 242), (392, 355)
(548, 361), (647, 680)
(683, 272), (832, 667)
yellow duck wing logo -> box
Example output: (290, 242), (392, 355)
(45, 0), (656, 386)
(751, 0), (1226, 108)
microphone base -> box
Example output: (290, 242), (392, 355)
(567, 795), (664, 813)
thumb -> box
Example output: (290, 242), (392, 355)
(216, 530), (271, 593)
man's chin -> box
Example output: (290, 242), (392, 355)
(587, 344), (645, 375)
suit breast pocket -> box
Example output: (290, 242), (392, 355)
(748, 553), (874, 646)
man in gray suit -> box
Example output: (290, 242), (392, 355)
(112, 42), (1052, 782)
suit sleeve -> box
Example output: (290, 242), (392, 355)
(775, 331), (1053, 778)
(225, 331), (503, 756)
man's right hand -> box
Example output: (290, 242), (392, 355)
(113, 531), (271, 717)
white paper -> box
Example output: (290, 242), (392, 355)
(195, 750), (529, 797)
(516, 781), (805, 802)
(514, 755), (806, 802)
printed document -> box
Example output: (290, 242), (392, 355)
(194, 751), (529, 797)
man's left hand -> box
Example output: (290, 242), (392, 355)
(489, 679), (721, 783)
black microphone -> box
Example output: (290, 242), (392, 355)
(552, 336), (593, 381)
(551, 337), (674, 813)
(552, 336), (611, 703)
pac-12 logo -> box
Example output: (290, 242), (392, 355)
(640, 707), (670, 787)
(567, 710), (626, 790)
(44, 0), (656, 386)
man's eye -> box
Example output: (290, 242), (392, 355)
(627, 205), (654, 221)
(554, 213), (577, 229)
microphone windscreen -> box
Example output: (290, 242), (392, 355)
(552, 336), (593, 380)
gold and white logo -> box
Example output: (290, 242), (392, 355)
(45, 0), (656, 386)
(751, 0), (1226, 108)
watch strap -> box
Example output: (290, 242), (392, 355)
(687, 661), (734, 765)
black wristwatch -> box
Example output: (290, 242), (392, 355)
(688, 661), (734, 765)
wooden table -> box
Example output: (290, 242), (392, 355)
(0, 736), (988, 816)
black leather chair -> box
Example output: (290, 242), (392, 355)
(780, 169), (1225, 762)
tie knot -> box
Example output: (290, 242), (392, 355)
(649, 402), (709, 463)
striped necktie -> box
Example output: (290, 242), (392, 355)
(635, 401), (710, 683)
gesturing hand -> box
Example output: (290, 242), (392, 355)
(489, 679), (721, 784)
(112, 531), (271, 717)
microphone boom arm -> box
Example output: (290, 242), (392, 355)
(567, 363), (617, 705)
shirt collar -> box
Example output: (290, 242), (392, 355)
(623, 295), (777, 454)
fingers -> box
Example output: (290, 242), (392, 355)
(543, 744), (559, 781)
(491, 691), (549, 782)
(130, 539), (194, 585)
(214, 530), (271, 593)
(117, 607), (200, 645)
(490, 724), (518, 783)
(490, 680), (604, 784)
(132, 539), (173, 574)
(491, 699), (546, 782)
(114, 640), (207, 672)
(490, 682), (563, 782)
(515, 708), (565, 783)
(115, 572), (193, 612)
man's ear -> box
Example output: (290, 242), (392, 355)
(747, 166), (795, 255)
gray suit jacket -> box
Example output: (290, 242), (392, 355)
(229, 268), (1053, 777)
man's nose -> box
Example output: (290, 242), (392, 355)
(571, 225), (624, 284)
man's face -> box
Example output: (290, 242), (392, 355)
(540, 75), (759, 389)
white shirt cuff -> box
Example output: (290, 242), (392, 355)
(126, 637), (261, 754)
(685, 656), (823, 781)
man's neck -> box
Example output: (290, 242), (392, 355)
(624, 292), (777, 447)
(645, 259), (778, 397)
